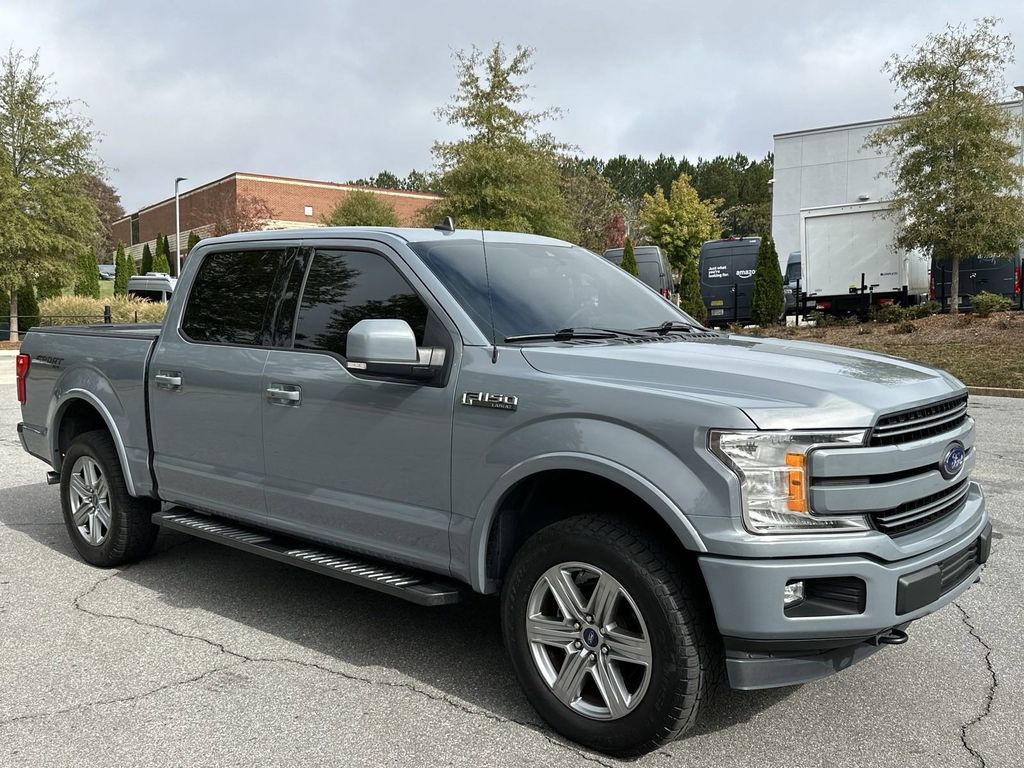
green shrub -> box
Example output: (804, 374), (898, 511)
(890, 320), (917, 334)
(971, 291), (1012, 318)
(141, 243), (153, 274)
(38, 296), (167, 325)
(808, 311), (841, 327)
(873, 304), (910, 323)
(73, 249), (101, 298)
(153, 234), (171, 273)
(113, 243), (129, 295)
(910, 300), (942, 318)
(620, 237), (639, 277)
(678, 257), (706, 323)
(751, 235), (784, 325)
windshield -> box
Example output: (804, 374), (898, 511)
(410, 238), (698, 341)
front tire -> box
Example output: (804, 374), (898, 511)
(60, 430), (159, 567)
(501, 515), (720, 757)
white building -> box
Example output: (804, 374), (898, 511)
(771, 100), (1024, 306)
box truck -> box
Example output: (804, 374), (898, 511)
(799, 201), (928, 316)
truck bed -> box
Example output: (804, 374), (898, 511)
(19, 324), (162, 497)
(27, 323), (162, 340)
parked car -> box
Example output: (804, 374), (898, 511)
(16, 226), (990, 757)
(127, 273), (176, 303)
(601, 245), (673, 298)
(698, 236), (761, 325)
(98, 264), (116, 281)
(931, 254), (1023, 311)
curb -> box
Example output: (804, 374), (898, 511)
(967, 386), (1024, 399)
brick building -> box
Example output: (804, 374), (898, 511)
(111, 171), (441, 266)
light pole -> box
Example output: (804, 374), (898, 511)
(174, 176), (187, 277)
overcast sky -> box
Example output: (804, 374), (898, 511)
(3, 1), (1023, 212)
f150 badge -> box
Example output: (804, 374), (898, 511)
(462, 392), (519, 411)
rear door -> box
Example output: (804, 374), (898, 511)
(700, 247), (735, 323)
(149, 245), (293, 524)
(260, 243), (459, 573)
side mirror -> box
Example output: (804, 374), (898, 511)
(346, 319), (446, 383)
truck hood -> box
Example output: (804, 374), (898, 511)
(519, 334), (965, 429)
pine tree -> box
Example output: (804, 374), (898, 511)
(677, 259), (706, 323)
(620, 237), (640, 277)
(113, 242), (129, 295)
(186, 230), (200, 254)
(74, 249), (100, 298)
(751, 235), (785, 325)
(123, 245), (137, 282)
(152, 234), (171, 273)
(141, 242), (153, 274)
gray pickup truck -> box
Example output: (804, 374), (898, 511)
(16, 226), (990, 756)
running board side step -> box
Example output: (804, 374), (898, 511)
(153, 508), (465, 606)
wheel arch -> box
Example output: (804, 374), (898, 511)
(50, 390), (139, 497)
(469, 453), (707, 594)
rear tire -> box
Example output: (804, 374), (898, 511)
(501, 514), (720, 757)
(60, 430), (159, 567)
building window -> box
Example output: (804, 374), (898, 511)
(304, 205), (313, 217)
(130, 214), (140, 246)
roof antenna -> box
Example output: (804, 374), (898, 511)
(434, 216), (455, 233)
(480, 228), (499, 363)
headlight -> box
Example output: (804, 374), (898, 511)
(709, 430), (870, 534)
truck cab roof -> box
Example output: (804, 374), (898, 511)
(204, 226), (575, 248)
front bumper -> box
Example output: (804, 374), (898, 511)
(699, 488), (990, 689)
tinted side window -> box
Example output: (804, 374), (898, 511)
(182, 250), (288, 345)
(293, 250), (428, 358)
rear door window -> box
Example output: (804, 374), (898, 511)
(292, 249), (429, 358)
(181, 249), (289, 345)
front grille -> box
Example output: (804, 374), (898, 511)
(870, 479), (970, 536)
(938, 538), (981, 595)
(870, 395), (969, 446)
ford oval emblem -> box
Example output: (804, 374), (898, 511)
(940, 442), (966, 479)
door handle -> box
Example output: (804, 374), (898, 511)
(155, 372), (182, 390)
(266, 386), (301, 404)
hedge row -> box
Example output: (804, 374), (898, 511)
(37, 296), (167, 325)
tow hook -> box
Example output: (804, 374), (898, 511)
(871, 628), (909, 646)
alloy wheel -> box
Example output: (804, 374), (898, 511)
(525, 561), (653, 720)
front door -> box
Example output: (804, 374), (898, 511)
(149, 246), (293, 524)
(261, 246), (457, 573)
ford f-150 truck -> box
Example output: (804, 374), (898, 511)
(16, 226), (990, 756)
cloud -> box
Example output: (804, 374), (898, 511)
(2, 0), (1022, 210)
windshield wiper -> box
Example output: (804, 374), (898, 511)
(635, 320), (705, 335)
(504, 327), (646, 343)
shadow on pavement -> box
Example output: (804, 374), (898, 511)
(1, 481), (794, 741)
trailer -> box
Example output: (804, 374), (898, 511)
(799, 201), (928, 315)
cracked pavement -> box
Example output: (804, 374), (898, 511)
(0, 352), (1021, 767)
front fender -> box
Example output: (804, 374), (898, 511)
(465, 442), (712, 593)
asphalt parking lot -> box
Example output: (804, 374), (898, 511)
(0, 350), (1021, 767)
